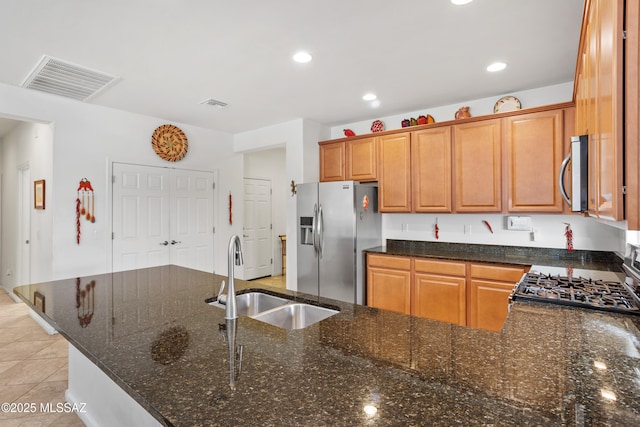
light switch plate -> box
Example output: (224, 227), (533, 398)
(506, 216), (532, 231)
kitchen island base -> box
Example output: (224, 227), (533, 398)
(67, 344), (162, 427)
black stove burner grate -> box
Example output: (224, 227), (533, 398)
(511, 273), (640, 315)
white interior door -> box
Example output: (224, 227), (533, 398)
(112, 163), (215, 273)
(170, 169), (215, 272)
(243, 178), (272, 280)
(17, 165), (31, 285)
(112, 164), (171, 272)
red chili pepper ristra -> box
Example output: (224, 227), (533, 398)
(482, 220), (493, 234)
(564, 223), (574, 252)
(435, 218), (439, 240)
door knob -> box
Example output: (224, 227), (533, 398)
(171, 240), (181, 245)
(160, 241), (169, 246)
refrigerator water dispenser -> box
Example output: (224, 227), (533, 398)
(300, 217), (314, 245)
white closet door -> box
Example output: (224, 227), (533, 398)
(113, 163), (215, 273)
(112, 164), (170, 272)
(170, 169), (215, 272)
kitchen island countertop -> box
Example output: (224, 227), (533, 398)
(14, 264), (640, 426)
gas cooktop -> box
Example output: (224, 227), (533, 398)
(510, 272), (640, 316)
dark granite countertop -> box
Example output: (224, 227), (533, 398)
(367, 240), (625, 272)
(14, 265), (640, 426)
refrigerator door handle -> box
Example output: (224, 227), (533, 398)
(312, 203), (319, 256)
(317, 204), (324, 258)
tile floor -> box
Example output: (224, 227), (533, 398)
(0, 274), (285, 426)
(0, 289), (84, 426)
(249, 274), (286, 289)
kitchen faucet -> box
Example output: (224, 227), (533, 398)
(225, 234), (243, 320)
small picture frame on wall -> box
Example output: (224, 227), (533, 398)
(34, 180), (45, 210)
(34, 291), (45, 313)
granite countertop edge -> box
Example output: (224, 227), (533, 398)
(365, 240), (624, 271)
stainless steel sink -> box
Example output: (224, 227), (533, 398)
(209, 291), (339, 329)
(235, 292), (289, 316)
(211, 292), (289, 316)
(251, 303), (339, 330)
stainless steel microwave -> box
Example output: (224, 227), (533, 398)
(559, 135), (588, 212)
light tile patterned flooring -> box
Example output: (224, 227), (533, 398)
(249, 274), (286, 289)
(0, 289), (84, 426)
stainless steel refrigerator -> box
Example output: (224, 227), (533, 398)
(296, 181), (381, 305)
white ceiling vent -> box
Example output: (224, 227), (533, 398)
(21, 55), (119, 101)
(200, 98), (228, 108)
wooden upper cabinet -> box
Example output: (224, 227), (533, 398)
(346, 137), (377, 182)
(453, 119), (502, 212)
(505, 109), (564, 212)
(593, 0), (624, 221)
(575, 0), (624, 221)
(412, 127), (453, 212)
(378, 132), (412, 212)
(319, 141), (345, 182)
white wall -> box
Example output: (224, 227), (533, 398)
(244, 147), (287, 275)
(0, 82), (241, 283)
(330, 82), (575, 138)
(384, 213), (625, 254)
(234, 119), (330, 289)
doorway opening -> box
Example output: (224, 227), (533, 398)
(243, 147), (286, 287)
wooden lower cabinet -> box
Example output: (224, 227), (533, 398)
(367, 254), (411, 315)
(468, 263), (528, 332)
(367, 254), (527, 331)
(413, 259), (466, 325)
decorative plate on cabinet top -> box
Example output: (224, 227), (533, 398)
(370, 120), (384, 132)
(493, 96), (521, 113)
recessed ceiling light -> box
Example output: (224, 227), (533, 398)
(451, 0), (473, 5)
(362, 93), (377, 101)
(487, 62), (507, 72)
(293, 51), (312, 63)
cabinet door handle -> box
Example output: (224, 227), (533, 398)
(170, 240), (181, 245)
(160, 241), (169, 246)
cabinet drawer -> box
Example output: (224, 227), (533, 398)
(367, 254), (411, 270)
(470, 263), (526, 282)
(414, 258), (466, 276)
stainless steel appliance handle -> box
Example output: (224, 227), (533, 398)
(317, 204), (324, 258)
(312, 203), (319, 256)
(558, 153), (572, 206)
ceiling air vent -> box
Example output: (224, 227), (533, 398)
(200, 98), (228, 108)
(21, 55), (119, 101)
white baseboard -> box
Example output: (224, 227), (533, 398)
(28, 309), (58, 335)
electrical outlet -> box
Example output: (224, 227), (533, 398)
(507, 216), (533, 231)
(464, 225), (472, 234)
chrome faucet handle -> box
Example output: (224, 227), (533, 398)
(235, 247), (243, 266)
(217, 280), (226, 303)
